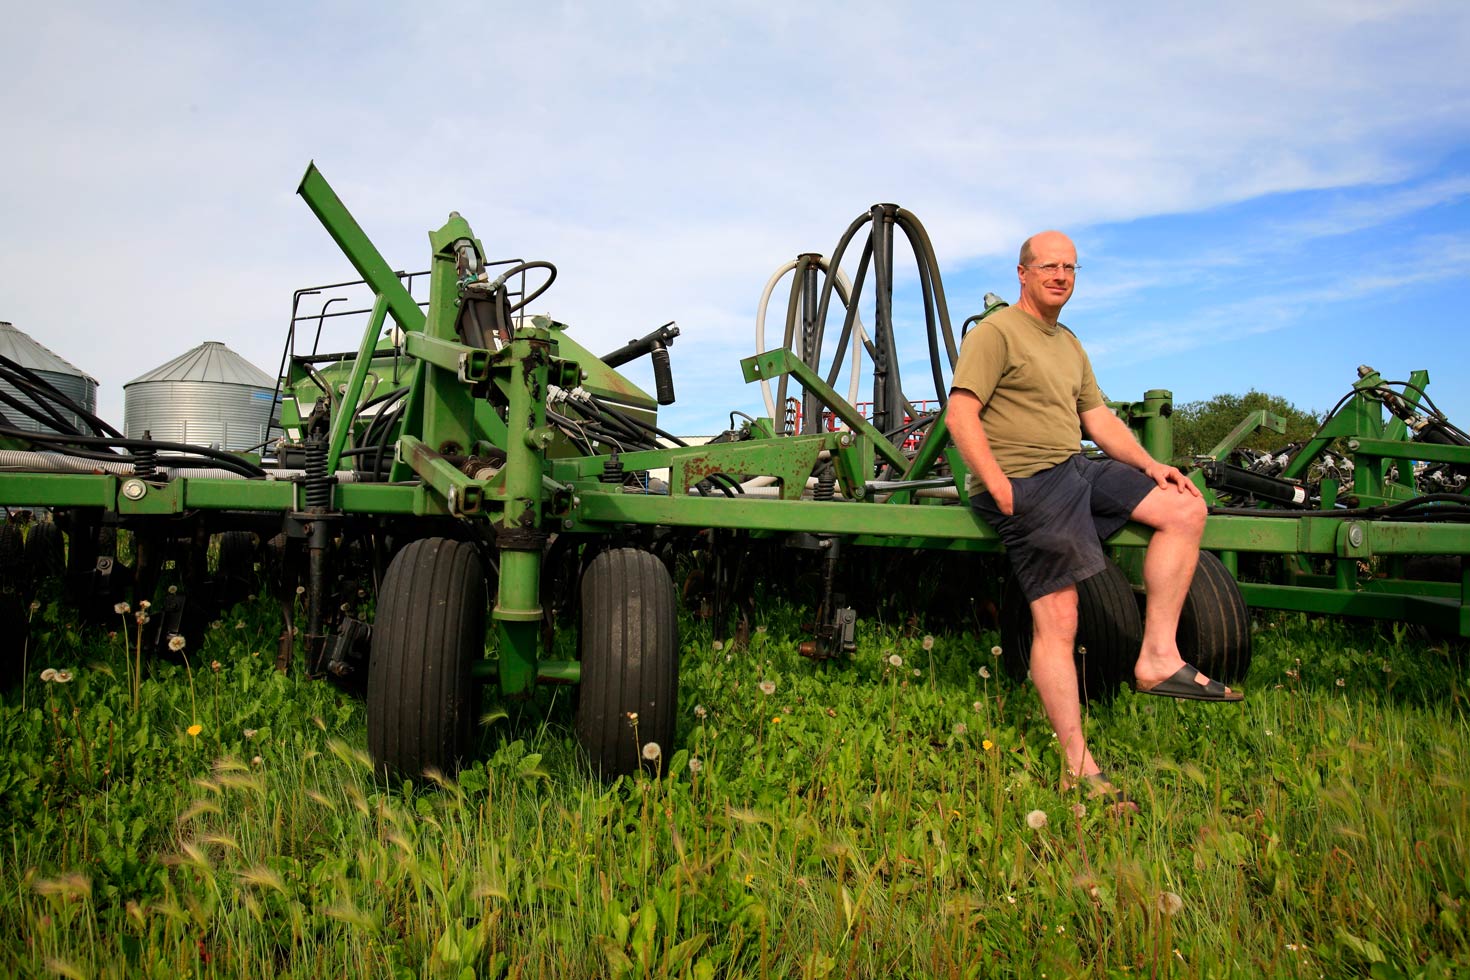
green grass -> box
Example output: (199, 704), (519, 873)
(2, 592), (1468, 979)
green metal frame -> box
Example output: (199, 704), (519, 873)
(3, 162), (1468, 704)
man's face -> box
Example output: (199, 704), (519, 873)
(1017, 233), (1077, 317)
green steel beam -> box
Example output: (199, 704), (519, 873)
(296, 164), (425, 333)
(326, 294), (390, 475)
(740, 349), (909, 472)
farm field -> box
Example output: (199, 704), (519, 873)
(2, 591), (1468, 979)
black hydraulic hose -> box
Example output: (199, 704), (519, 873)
(0, 385), (86, 438)
(492, 260), (557, 314)
(0, 426), (267, 476)
(823, 243), (875, 389)
(896, 208), (959, 367)
(586, 393), (688, 448)
(0, 354), (124, 439)
(894, 210), (952, 408)
(1208, 493), (1470, 521)
(774, 256), (812, 428)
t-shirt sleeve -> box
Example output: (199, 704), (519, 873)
(949, 323), (1007, 405)
(1075, 342), (1106, 413)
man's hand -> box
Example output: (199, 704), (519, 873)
(988, 478), (1016, 516)
(1143, 460), (1202, 497)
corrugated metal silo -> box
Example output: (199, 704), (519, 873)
(124, 341), (278, 451)
(0, 321), (100, 435)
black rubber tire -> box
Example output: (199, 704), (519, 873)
(0, 521), (27, 595)
(0, 591), (30, 689)
(576, 547), (680, 779)
(998, 559), (1141, 703)
(367, 538), (486, 780)
(1174, 550), (1252, 685)
(212, 531), (258, 609)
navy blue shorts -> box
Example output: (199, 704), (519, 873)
(969, 454), (1156, 602)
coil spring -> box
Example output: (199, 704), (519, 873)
(813, 473), (836, 501)
(304, 438), (331, 509)
(600, 452), (624, 485)
(133, 433), (157, 479)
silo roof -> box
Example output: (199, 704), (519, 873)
(125, 341), (275, 388)
(0, 321), (99, 383)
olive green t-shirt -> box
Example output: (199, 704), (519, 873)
(950, 306), (1106, 478)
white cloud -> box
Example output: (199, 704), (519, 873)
(2, 1), (1468, 431)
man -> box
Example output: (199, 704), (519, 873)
(948, 230), (1241, 805)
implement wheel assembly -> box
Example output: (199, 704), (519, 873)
(999, 559), (1141, 703)
(576, 548), (679, 779)
(367, 538), (486, 779)
(1173, 550), (1252, 685)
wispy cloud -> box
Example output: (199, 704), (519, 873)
(2, 1), (1468, 430)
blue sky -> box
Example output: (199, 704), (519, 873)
(2, 2), (1467, 441)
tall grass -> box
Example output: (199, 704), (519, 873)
(2, 592), (1467, 979)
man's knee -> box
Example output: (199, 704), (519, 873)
(1030, 588), (1079, 640)
(1136, 487), (1206, 537)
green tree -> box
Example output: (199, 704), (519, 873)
(1170, 390), (1322, 460)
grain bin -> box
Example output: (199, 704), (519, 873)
(0, 321), (99, 435)
(124, 341), (277, 451)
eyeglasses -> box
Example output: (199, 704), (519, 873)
(1026, 263), (1079, 276)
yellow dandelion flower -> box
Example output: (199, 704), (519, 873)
(187, 724), (203, 738)
(982, 739), (995, 751)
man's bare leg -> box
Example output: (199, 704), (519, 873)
(1028, 585), (1099, 781)
(1127, 486), (1230, 692)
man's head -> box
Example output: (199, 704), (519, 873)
(1016, 230), (1078, 323)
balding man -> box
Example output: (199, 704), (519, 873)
(948, 230), (1241, 809)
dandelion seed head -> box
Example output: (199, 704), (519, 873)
(114, 602), (130, 614)
(978, 666), (991, 680)
(758, 679), (776, 696)
(167, 635), (186, 652)
(1071, 803), (1087, 819)
(1026, 809), (1048, 830)
(295, 585), (306, 595)
(1335, 677), (1345, 687)
(243, 729), (258, 740)
(921, 635), (935, 651)
(625, 711), (638, 724)
(972, 701), (983, 712)
(990, 645), (1002, 657)
(251, 756), (263, 767)
(29, 600), (40, 613)
(40, 668), (58, 682)
(887, 654), (903, 668)
(53, 670), (73, 684)
(687, 757), (703, 774)
(755, 624), (767, 634)
(210, 661), (222, 672)
(641, 742), (661, 761)
(953, 723), (967, 736)
(1156, 891), (1184, 916)
(913, 668), (921, 677)
(712, 640), (724, 652)
(167, 585), (178, 595)
(693, 704), (707, 719)
(139, 599), (151, 610)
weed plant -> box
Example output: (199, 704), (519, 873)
(2, 585), (1467, 979)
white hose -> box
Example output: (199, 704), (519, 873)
(0, 451), (359, 483)
(754, 258), (868, 420)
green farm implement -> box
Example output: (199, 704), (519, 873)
(2, 168), (1467, 778)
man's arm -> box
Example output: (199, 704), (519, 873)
(947, 389), (1017, 514)
(1079, 405), (1200, 496)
